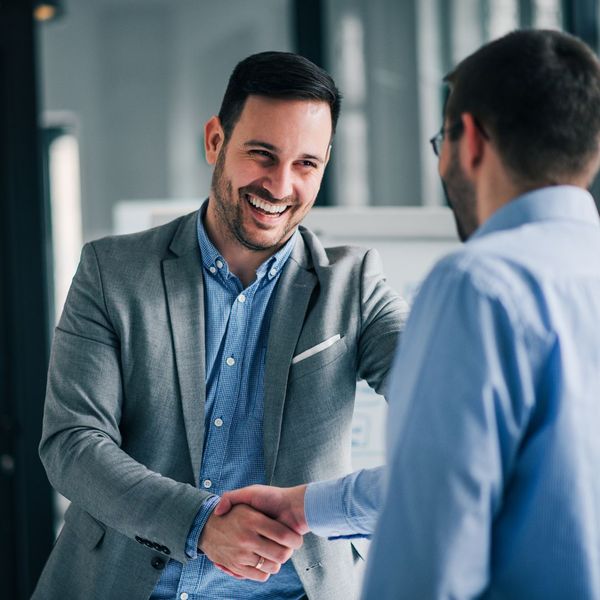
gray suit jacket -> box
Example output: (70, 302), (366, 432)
(34, 210), (406, 600)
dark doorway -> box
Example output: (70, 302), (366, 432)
(0, 1), (54, 597)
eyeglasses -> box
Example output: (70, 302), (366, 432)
(429, 119), (490, 157)
(429, 121), (463, 157)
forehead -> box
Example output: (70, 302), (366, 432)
(231, 95), (333, 153)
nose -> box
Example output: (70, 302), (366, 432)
(263, 164), (294, 200)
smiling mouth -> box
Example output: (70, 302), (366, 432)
(245, 193), (291, 216)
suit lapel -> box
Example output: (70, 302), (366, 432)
(163, 212), (206, 486)
(263, 235), (316, 483)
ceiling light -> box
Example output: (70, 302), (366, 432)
(34, 1), (63, 23)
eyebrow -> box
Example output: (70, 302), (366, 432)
(243, 139), (325, 164)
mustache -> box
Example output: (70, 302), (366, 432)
(241, 185), (294, 205)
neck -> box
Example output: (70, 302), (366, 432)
(224, 246), (273, 288)
(476, 154), (527, 226)
(203, 205), (280, 288)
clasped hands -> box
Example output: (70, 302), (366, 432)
(197, 484), (308, 582)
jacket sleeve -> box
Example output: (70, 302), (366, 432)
(357, 248), (409, 398)
(39, 242), (212, 563)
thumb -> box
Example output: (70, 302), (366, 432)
(213, 496), (232, 516)
(213, 487), (257, 516)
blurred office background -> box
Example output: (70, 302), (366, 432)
(2, 0), (599, 596)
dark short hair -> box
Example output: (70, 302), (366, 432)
(444, 29), (600, 186)
(218, 51), (342, 141)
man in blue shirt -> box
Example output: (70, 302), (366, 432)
(34, 52), (406, 600)
(216, 30), (600, 599)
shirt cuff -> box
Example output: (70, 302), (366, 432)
(185, 495), (220, 559)
(305, 477), (356, 538)
(304, 467), (384, 539)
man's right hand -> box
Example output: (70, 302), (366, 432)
(214, 484), (309, 535)
(198, 504), (303, 582)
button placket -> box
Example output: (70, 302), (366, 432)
(199, 285), (251, 502)
(183, 233), (297, 592)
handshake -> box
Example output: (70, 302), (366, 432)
(197, 484), (309, 582)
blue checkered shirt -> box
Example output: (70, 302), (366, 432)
(150, 207), (305, 600)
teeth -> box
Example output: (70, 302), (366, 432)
(247, 194), (288, 214)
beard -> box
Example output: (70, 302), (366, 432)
(210, 148), (248, 248)
(210, 148), (295, 252)
(441, 145), (478, 242)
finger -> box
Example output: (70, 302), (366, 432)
(230, 563), (271, 583)
(213, 497), (232, 517)
(213, 563), (237, 577)
(217, 488), (258, 513)
(252, 557), (281, 576)
(255, 516), (303, 550)
(214, 562), (245, 579)
(249, 535), (296, 566)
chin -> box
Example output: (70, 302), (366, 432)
(238, 232), (281, 252)
(246, 224), (289, 246)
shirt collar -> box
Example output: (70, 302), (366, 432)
(471, 185), (600, 241)
(196, 199), (298, 282)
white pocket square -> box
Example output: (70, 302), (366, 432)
(291, 334), (341, 365)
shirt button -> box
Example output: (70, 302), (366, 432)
(216, 260), (224, 269)
(180, 593), (189, 600)
(203, 479), (212, 489)
(237, 294), (246, 303)
(214, 418), (223, 427)
(209, 266), (217, 274)
(226, 357), (235, 366)
(269, 268), (277, 277)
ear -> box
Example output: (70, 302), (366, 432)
(204, 116), (225, 166)
(459, 112), (486, 176)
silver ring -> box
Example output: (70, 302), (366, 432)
(254, 555), (265, 570)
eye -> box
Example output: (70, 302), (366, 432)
(249, 149), (274, 161)
(298, 160), (318, 169)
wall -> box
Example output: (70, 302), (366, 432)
(40, 0), (292, 242)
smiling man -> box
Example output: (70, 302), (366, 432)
(204, 95), (332, 287)
(34, 52), (407, 600)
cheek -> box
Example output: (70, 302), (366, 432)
(299, 173), (324, 202)
(438, 149), (449, 178)
(225, 157), (262, 189)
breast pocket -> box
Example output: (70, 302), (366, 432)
(289, 335), (348, 382)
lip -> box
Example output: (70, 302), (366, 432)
(244, 192), (291, 220)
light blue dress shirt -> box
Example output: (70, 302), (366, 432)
(305, 467), (384, 538)
(151, 205), (305, 600)
(359, 186), (600, 599)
